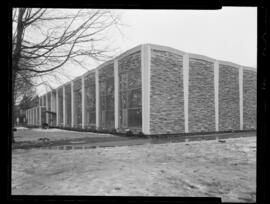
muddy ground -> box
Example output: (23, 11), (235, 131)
(12, 131), (256, 202)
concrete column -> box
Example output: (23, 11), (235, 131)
(39, 97), (42, 126)
(95, 69), (100, 129)
(114, 59), (119, 129)
(141, 44), (151, 135)
(239, 66), (243, 130)
(30, 108), (33, 125)
(32, 109), (34, 125)
(81, 76), (85, 129)
(34, 107), (36, 125)
(63, 86), (66, 127)
(51, 91), (53, 113)
(39, 106), (41, 126)
(46, 93), (49, 124)
(71, 82), (74, 127)
(50, 91), (53, 126)
(214, 61), (219, 132)
(56, 89), (59, 126)
(27, 110), (29, 125)
(183, 53), (189, 133)
(30, 108), (32, 125)
(36, 107), (38, 125)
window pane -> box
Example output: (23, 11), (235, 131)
(100, 81), (106, 96)
(106, 78), (114, 95)
(120, 92), (128, 109)
(128, 88), (142, 108)
(106, 110), (114, 127)
(89, 111), (96, 124)
(106, 95), (114, 110)
(120, 109), (128, 127)
(128, 109), (142, 127)
(100, 96), (106, 110)
(128, 71), (141, 89)
(119, 73), (128, 91)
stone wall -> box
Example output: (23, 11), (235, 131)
(219, 64), (240, 131)
(243, 69), (256, 130)
(150, 49), (184, 134)
(188, 58), (215, 132)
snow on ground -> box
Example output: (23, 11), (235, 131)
(12, 136), (256, 202)
(15, 127), (28, 130)
(14, 128), (116, 142)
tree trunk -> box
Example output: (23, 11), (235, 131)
(12, 71), (16, 143)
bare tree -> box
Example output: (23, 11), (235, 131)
(11, 8), (122, 142)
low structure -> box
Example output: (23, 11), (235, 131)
(25, 44), (257, 135)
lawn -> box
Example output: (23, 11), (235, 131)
(12, 130), (256, 202)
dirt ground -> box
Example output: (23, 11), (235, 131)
(12, 131), (256, 202)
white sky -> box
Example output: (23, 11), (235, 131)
(37, 7), (257, 95)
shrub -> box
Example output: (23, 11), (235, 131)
(110, 128), (117, 134)
(42, 123), (49, 129)
(137, 131), (145, 137)
(126, 129), (134, 137)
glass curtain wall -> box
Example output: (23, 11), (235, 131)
(118, 53), (142, 130)
(73, 79), (82, 128)
(58, 87), (63, 126)
(65, 84), (72, 127)
(99, 64), (114, 129)
(84, 74), (96, 128)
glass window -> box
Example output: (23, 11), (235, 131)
(106, 110), (114, 127)
(128, 109), (142, 127)
(119, 73), (128, 91)
(128, 88), (142, 108)
(128, 71), (141, 89)
(106, 95), (114, 110)
(120, 92), (128, 109)
(106, 78), (114, 95)
(89, 112), (96, 124)
(100, 81), (106, 96)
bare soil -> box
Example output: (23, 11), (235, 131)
(12, 131), (256, 202)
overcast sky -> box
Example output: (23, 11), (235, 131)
(38, 7), (257, 95)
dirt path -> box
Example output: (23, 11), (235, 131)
(12, 136), (256, 202)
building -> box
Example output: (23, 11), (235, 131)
(25, 44), (257, 135)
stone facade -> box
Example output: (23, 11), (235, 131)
(150, 49), (184, 134)
(219, 64), (240, 131)
(243, 69), (256, 130)
(188, 58), (215, 132)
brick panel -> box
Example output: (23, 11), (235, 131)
(243, 70), (256, 129)
(188, 58), (215, 132)
(219, 65), (240, 131)
(150, 49), (184, 134)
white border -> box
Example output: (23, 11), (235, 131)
(81, 76), (85, 128)
(239, 66), (243, 130)
(183, 53), (189, 133)
(114, 59), (119, 129)
(214, 60), (219, 131)
(95, 69), (100, 129)
(141, 44), (151, 135)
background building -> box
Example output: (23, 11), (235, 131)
(25, 44), (257, 135)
